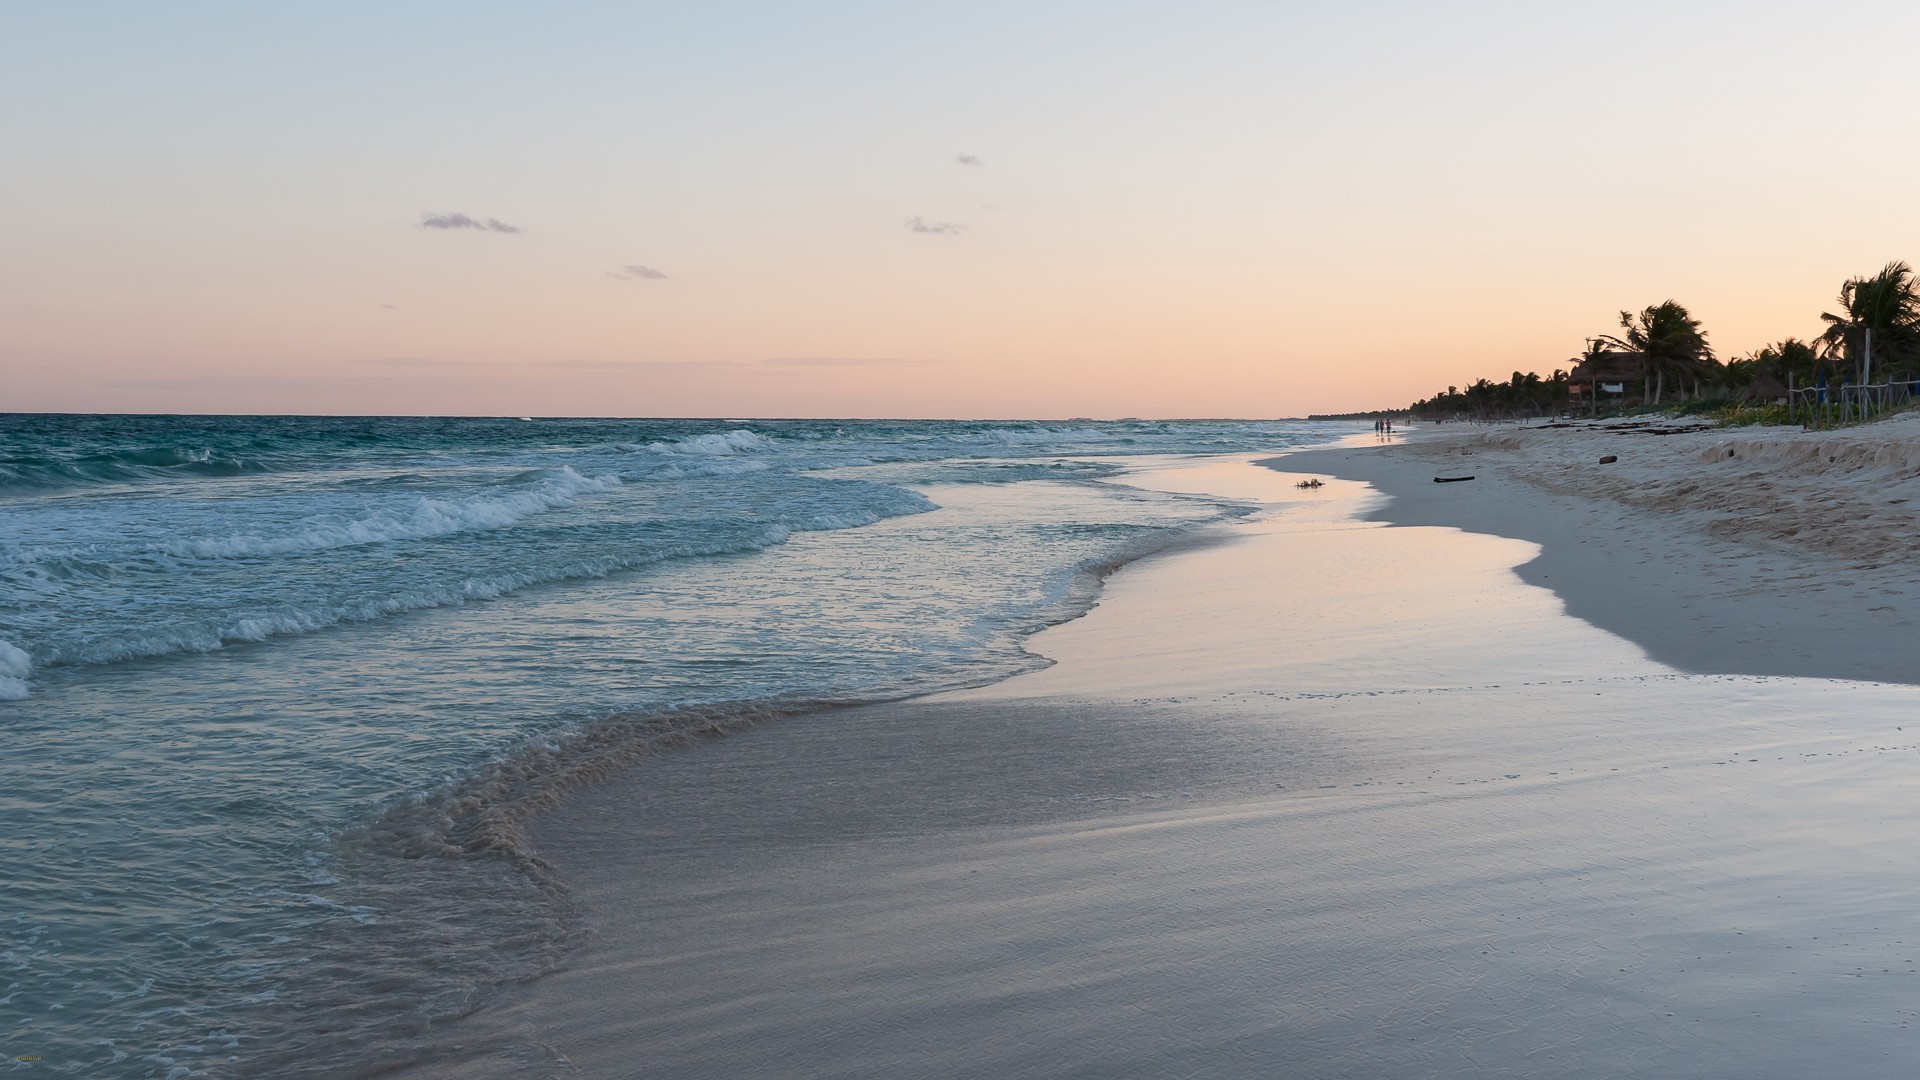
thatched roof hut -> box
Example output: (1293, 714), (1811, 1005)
(1743, 366), (1788, 404)
(1567, 351), (1645, 385)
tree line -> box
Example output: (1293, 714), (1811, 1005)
(1408, 260), (1920, 419)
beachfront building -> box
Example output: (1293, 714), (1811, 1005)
(1566, 350), (1644, 411)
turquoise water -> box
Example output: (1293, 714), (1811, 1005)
(0, 415), (1351, 1077)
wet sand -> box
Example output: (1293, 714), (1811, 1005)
(389, 453), (1920, 1079)
(1279, 418), (1920, 684)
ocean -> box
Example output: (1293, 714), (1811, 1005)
(0, 414), (1350, 1078)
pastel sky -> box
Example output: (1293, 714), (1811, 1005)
(7, 1), (1920, 418)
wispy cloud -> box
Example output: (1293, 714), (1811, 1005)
(353, 357), (483, 369)
(955, 154), (983, 166)
(355, 357), (656, 372)
(757, 357), (936, 367)
(358, 357), (741, 372)
(334, 356), (938, 376)
(609, 265), (668, 281)
(905, 216), (967, 236)
(419, 212), (522, 233)
(539, 359), (696, 370)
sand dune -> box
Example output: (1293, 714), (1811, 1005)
(1485, 415), (1920, 565)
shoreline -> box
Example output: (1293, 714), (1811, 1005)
(380, 447), (1920, 1079)
(1275, 416), (1920, 684)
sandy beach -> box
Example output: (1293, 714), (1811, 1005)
(24, 10), (1920, 1080)
(387, 434), (1920, 1079)
(1282, 417), (1920, 683)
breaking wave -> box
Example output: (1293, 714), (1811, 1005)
(163, 468), (622, 559)
(232, 519), (1232, 1077)
(0, 638), (29, 699)
(0, 445), (288, 491)
(21, 499), (935, 672)
(945, 426), (1116, 446)
(0, 412), (1349, 1078)
(643, 429), (776, 456)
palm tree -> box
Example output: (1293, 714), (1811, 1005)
(1817, 261), (1920, 385)
(1747, 338), (1822, 386)
(1599, 300), (1716, 404)
(1729, 338), (1817, 402)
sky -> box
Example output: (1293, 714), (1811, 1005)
(6, 1), (1920, 419)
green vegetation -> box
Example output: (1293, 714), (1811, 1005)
(1306, 409), (1410, 420)
(1728, 339), (1818, 388)
(1715, 403), (1794, 427)
(1818, 261), (1920, 384)
(1666, 396), (1738, 417)
(1408, 371), (1569, 420)
(1598, 300), (1714, 405)
(1578, 395), (1908, 431)
(1406, 261), (1920, 426)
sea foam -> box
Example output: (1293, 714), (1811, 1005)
(0, 638), (30, 699)
(0, 414), (1339, 1077)
(21, 492), (940, 671)
(948, 426), (1113, 446)
(163, 467), (622, 559)
(646, 429), (775, 455)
